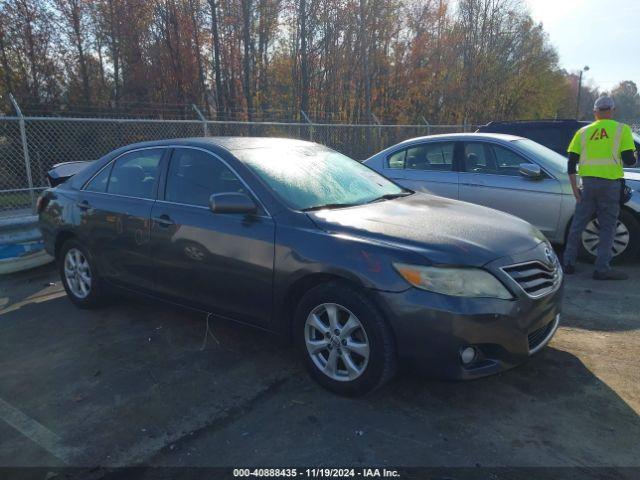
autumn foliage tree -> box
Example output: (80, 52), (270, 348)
(0, 0), (632, 124)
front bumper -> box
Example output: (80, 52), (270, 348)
(373, 243), (564, 380)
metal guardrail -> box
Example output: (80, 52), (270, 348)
(0, 214), (53, 274)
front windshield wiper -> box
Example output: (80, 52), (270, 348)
(366, 191), (414, 204)
(301, 202), (360, 212)
(302, 191), (414, 211)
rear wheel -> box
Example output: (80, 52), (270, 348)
(579, 209), (640, 263)
(59, 239), (108, 309)
(294, 282), (397, 396)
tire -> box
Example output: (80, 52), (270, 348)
(578, 209), (640, 264)
(58, 238), (109, 309)
(294, 281), (397, 396)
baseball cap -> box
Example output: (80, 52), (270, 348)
(594, 96), (615, 111)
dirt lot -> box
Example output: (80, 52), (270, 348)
(0, 261), (639, 478)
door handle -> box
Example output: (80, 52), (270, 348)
(77, 200), (92, 210)
(153, 214), (175, 227)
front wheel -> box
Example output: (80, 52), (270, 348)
(294, 282), (397, 396)
(579, 209), (640, 263)
(59, 238), (109, 309)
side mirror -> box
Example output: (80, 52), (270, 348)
(209, 192), (257, 214)
(519, 163), (543, 179)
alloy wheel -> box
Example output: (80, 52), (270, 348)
(304, 303), (370, 382)
(581, 219), (630, 257)
(64, 248), (92, 299)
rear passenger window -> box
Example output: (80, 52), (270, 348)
(165, 149), (248, 207)
(107, 149), (163, 199)
(85, 165), (111, 193)
(405, 143), (454, 171)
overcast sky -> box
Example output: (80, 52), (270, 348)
(526, 0), (640, 92)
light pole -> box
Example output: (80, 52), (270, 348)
(576, 65), (590, 119)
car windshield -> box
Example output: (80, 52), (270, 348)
(234, 144), (407, 210)
(512, 139), (567, 174)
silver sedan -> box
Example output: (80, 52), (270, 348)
(365, 133), (640, 262)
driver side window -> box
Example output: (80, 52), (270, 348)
(165, 149), (248, 207)
(463, 143), (492, 173)
(463, 143), (526, 176)
(491, 145), (526, 176)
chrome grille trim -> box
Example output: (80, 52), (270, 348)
(501, 259), (563, 299)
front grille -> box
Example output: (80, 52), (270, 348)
(528, 318), (557, 352)
(502, 260), (562, 298)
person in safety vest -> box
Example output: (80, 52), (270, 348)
(563, 95), (637, 280)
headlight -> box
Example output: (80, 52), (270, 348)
(393, 263), (513, 299)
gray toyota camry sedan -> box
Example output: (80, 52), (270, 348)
(38, 137), (562, 396)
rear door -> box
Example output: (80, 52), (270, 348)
(458, 141), (563, 239)
(79, 147), (165, 291)
(382, 141), (460, 199)
(149, 147), (275, 326)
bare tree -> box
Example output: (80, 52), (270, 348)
(54, 0), (92, 104)
(240, 0), (254, 120)
(207, 0), (225, 118)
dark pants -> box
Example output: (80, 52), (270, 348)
(564, 177), (621, 272)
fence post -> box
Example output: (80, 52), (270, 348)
(370, 112), (383, 154)
(192, 104), (209, 137)
(9, 93), (35, 213)
(301, 110), (314, 142)
(421, 116), (431, 135)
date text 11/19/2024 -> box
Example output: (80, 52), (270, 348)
(233, 468), (401, 478)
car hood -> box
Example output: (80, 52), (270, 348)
(306, 193), (546, 267)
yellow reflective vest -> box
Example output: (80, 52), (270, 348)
(567, 119), (635, 180)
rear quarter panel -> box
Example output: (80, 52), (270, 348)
(39, 186), (83, 258)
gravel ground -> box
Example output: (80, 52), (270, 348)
(0, 261), (638, 479)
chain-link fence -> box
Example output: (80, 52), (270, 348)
(0, 113), (473, 218)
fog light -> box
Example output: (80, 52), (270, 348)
(460, 346), (477, 365)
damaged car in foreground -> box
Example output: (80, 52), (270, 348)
(38, 137), (562, 396)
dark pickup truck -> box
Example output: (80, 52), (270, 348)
(477, 119), (640, 168)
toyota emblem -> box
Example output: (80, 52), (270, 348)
(544, 247), (555, 265)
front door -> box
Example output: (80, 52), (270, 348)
(149, 147), (275, 326)
(383, 141), (459, 199)
(458, 141), (563, 239)
(79, 147), (165, 291)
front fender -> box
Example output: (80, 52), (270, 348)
(270, 220), (425, 336)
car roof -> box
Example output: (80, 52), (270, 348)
(145, 137), (317, 150)
(478, 120), (590, 129)
(390, 132), (524, 145)
(365, 133), (527, 161)
(198, 136), (318, 151)
(481, 119), (587, 125)
(116, 136), (319, 155)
